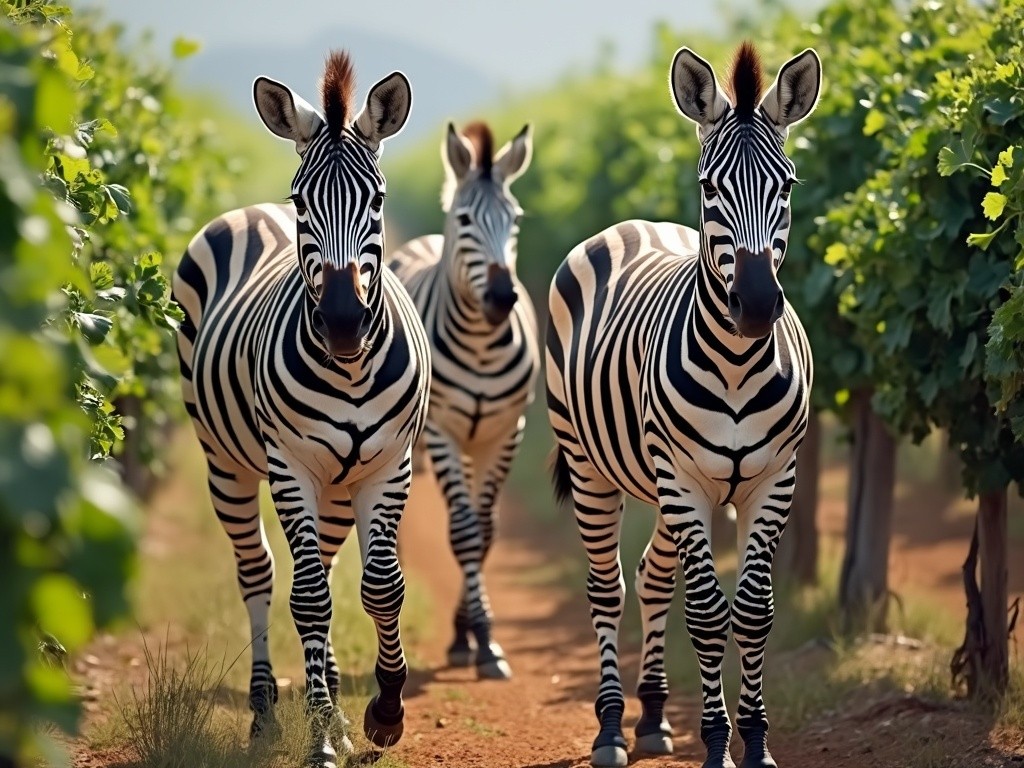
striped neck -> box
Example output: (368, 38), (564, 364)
(438, 227), (511, 344)
(689, 240), (776, 383)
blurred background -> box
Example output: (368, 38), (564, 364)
(1, 0), (1022, 766)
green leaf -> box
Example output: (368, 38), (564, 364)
(938, 140), (973, 176)
(863, 109), (887, 136)
(172, 36), (201, 59)
(74, 312), (113, 344)
(982, 192), (1007, 220)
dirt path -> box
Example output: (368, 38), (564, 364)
(396, 474), (710, 768)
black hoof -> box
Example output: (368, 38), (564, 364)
(476, 641), (512, 680)
(249, 712), (280, 742)
(702, 725), (735, 768)
(363, 695), (404, 748)
(739, 727), (776, 768)
(591, 730), (628, 767)
(447, 637), (474, 668)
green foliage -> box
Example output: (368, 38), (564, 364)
(820, 0), (1024, 493)
(0, 0), (234, 759)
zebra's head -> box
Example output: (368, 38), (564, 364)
(441, 121), (533, 326)
(253, 51), (412, 358)
(670, 43), (821, 339)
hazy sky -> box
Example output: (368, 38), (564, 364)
(82, 0), (823, 88)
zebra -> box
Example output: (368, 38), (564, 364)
(545, 43), (821, 768)
(173, 51), (429, 767)
(389, 120), (539, 680)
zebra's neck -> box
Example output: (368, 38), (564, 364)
(688, 243), (777, 384)
(437, 233), (511, 345)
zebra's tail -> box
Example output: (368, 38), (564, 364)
(549, 446), (573, 506)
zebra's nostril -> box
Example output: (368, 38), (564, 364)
(311, 308), (327, 337)
(727, 291), (742, 315)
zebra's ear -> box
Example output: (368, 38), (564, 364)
(760, 48), (822, 131)
(443, 122), (474, 179)
(494, 124), (533, 186)
(670, 48), (728, 130)
(253, 77), (323, 155)
(354, 71), (412, 153)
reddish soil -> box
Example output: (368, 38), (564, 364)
(69, 465), (1024, 767)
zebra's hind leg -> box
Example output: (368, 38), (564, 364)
(465, 418), (527, 680)
(318, 485), (358, 755)
(426, 425), (507, 679)
(351, 456), (414, 749)
(732, 468), (795, 768)
(269, 454), (338, 768)
(633, 515), (677, 755)
(655, 468), (734, 768)
(561, 451), (628, 768)
(206, 461), (278, 741)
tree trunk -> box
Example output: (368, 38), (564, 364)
(114, 395), (155, 500)
(952, 489), (1009, 698)
(838, 389), (896, 633)
(776, 410), (821, 585)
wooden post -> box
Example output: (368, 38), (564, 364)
(838, 389), (896, 632)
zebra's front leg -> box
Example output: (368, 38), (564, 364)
(562, 453), (628, 768)
(426, 424), (509, 679)
(351, 456), (413, 748)
(657, 473), (735, 768)
(732, 468), (795, 768)
(318, 484), (358, 750)
(206, 462), (279, 741)
(633, 514), (677, 756)
(269, 457), (341, 768)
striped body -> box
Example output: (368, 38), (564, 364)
(174, 54), (424, 765)
(389, 121), (538, 678)
(546, 44), (822, 768)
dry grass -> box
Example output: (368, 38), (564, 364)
(81, 433), (424, 768)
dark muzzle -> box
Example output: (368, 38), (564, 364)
(312, 262), (371, 357)
(728, 247), (784, 339)
(482, 263), (518, 326)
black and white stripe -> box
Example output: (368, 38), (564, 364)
(546, 44), (821, 768)
(174, 53), (428, 766)
(389, 121), (539, 680)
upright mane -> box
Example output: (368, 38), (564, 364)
(728, 41), (764, 121)
(461, 121), (494, 177)
(321, 50), (356, 140)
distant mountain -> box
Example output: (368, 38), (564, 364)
(179, 25), (506, 143)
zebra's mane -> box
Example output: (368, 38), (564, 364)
(321, 50), (356, 140)
(727, 41), (764, 122)
(461, 121), (494, 177)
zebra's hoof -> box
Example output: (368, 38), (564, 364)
(590, 745), (628, 767)
(305, 736), (338, 768)
(446, 643), (474, 668)
(363, 695), (404, 748)
(477, 657), (512, 680)
(635, 730), (673, 755)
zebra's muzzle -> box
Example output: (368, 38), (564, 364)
(314, 262), (372, 357)
(729, 247), (784, 339)
(482, 264), (517, 325)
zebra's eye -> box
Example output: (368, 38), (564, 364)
(370, 192), (385, 213)
(290, 194), (307, 215)
(780, 181), (794, 201)
(700, 179), (718, 200)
